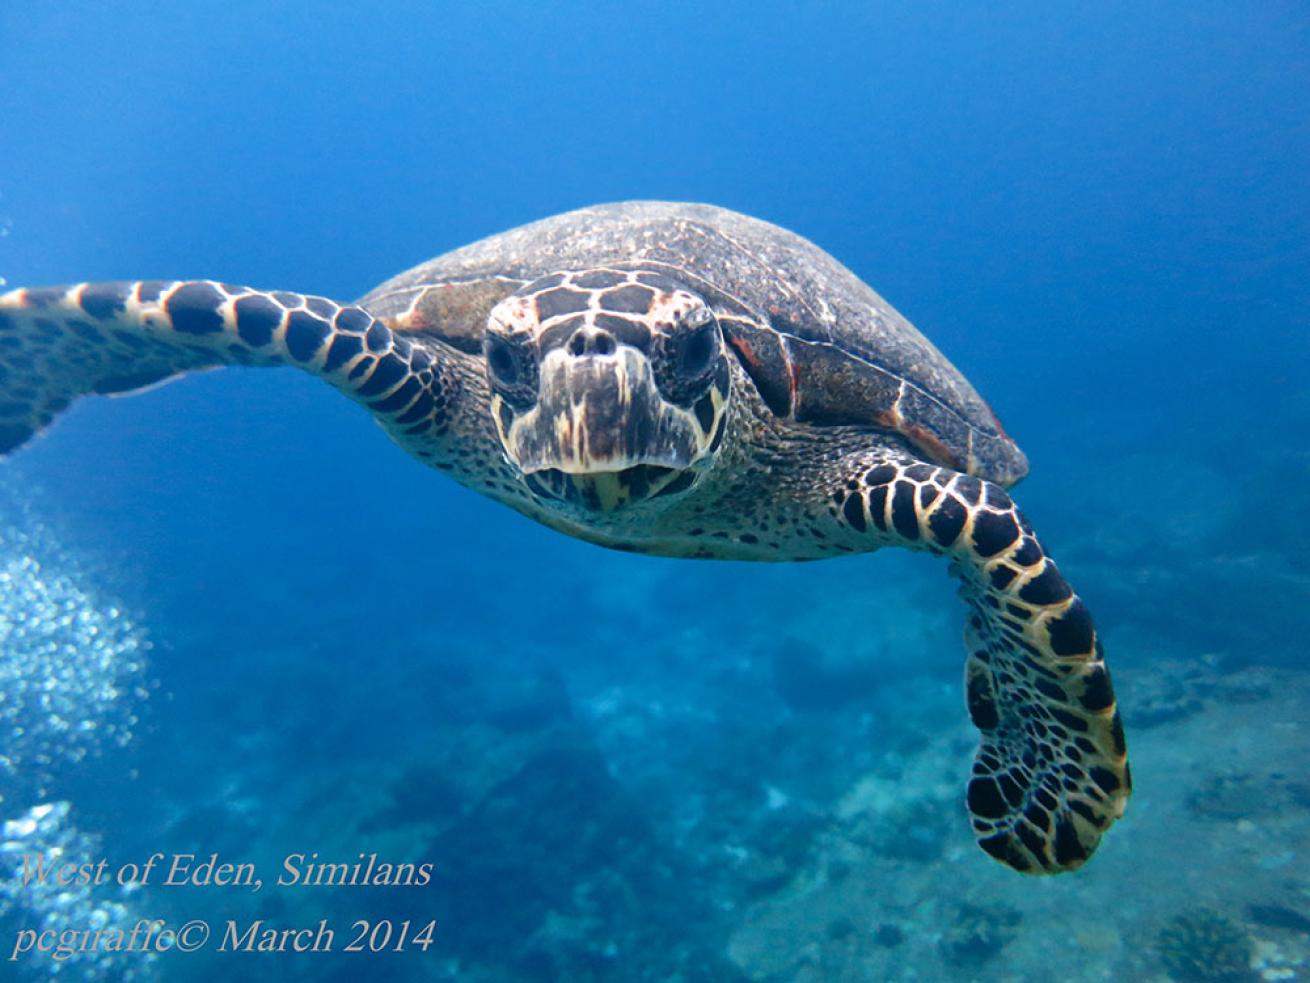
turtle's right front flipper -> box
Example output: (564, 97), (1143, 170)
(0, 280), (459, 456)
(828, 451), (1130, 873)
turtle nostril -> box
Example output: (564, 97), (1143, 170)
(567, 328), (617, 358)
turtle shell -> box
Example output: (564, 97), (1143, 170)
(359, 202), (1028, 486)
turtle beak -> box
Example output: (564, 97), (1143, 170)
(503, 347), (703, 510)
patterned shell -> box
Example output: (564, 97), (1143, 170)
(358, 201), (1028, 486)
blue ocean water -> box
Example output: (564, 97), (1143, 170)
(1, 2), (1307, 980)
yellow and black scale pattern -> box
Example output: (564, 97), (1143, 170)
(829, 452), (1130, 872)
(0, 280), (455, 458)
(0, 241), (1126, 875)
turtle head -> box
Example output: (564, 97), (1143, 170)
(483, 268), (730, 512)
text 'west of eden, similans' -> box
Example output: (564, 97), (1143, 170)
(20, 852), (433, 894)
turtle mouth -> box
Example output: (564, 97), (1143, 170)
(524, 463), (697, 512)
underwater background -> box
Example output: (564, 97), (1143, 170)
(1, 2), (1307, 980)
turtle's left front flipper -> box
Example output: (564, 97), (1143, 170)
(831, 452), (1130, 873)
(0, 280), (457, 456)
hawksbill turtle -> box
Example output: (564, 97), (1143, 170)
(0, 201), (1128, 872)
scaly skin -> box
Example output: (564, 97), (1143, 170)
(0, 223), (1128, 873)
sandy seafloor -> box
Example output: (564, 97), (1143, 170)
(1, 426), (1306, 982)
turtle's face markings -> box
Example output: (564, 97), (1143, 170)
(484, 267), (730, 512)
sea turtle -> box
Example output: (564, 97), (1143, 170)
(0, 201), (1128, 872)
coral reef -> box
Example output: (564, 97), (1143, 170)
(1186, 771), (1310, 823)
(1154, 909), (1255, 982)
(940, 901), (1021, 966)
(1248, 903), (1310, 934)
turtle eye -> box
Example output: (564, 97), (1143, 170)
(484, 332), (539, 408)
(486, 335), (519, 385)
(678, 318), (719, 377)
(652, 312), (722, 405)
